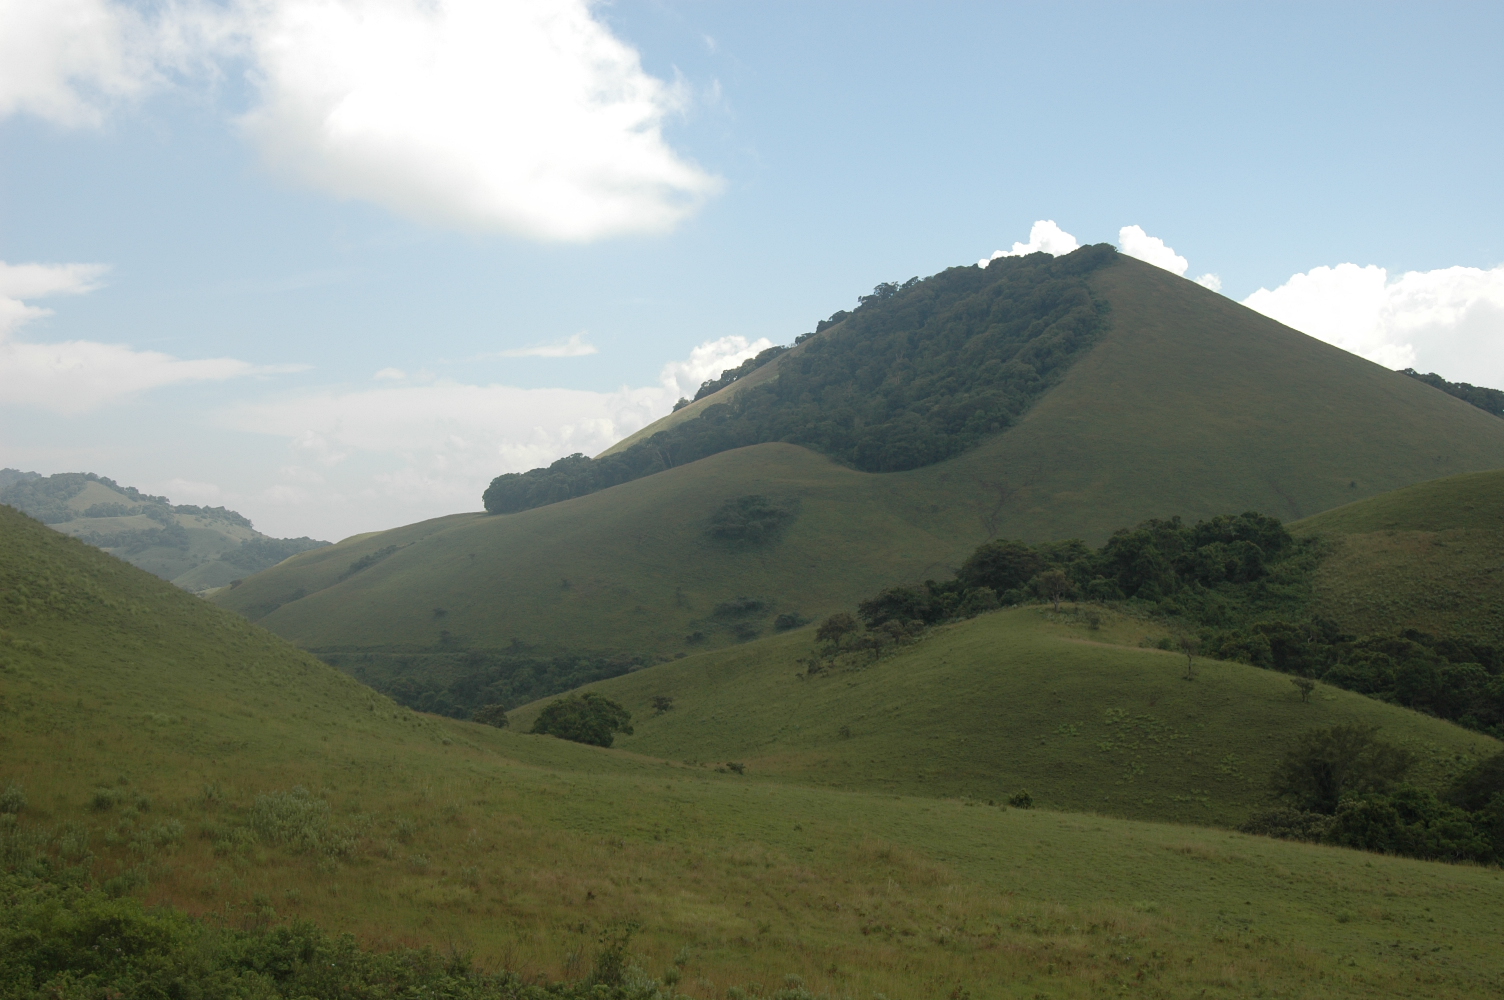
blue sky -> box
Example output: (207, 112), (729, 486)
(2, 1), (1502, 540)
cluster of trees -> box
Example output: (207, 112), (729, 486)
(1243, 724), (1504, 863)
(0, 867), (667, 998)
(708, 494), (796, 545)
(834, 509), (1504, 736)
(1403, 368), (1504, 418)
(483, 245), (1117, 515)
(1201, 623), (1504, 736)
(855, 511), (1310, 630)
(318, 648), (651, 721)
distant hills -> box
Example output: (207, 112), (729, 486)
(0, 470), (327, 593)
(214, 251), (1504, 666)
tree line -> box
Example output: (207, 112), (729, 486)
(828, 509), (1504, 737)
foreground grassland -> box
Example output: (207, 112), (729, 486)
(214, 256), (1504, 658)
(7, 506), (1504, 997)
(513, 608), (1496, 829)
(1291, 469), (1504, 642)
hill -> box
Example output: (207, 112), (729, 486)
(1292, 468), (1504, 643)
(7, 503), (1504, 997)
(215, 253), (1504, 671)
(0, 469), (327, 593)
(508, 606), (1497, 829)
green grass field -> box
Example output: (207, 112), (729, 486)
(214, 256), (1504, 661)
(1291, 469), (1504, 642)
(510, 606), (1496, 829)
(9, 495), (1504, 997)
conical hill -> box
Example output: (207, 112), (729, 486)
(214, 253), (1504, 659)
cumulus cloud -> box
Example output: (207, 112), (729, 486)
(978, 220), (1079, 267)
(657, 334), (772, 400)
(1116, 225), (1223, 290)
(0, 0), (721, 241)
(1244, 263), (1504, 384)
(218, 332), (773, 531)
(0, 258), (296, 413)
(493, 332), (598, 358)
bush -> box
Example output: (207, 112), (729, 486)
(472, 704), (510, 728)
(1238, 807), (1331, 842)
(1008, 790), (1033, 809)
(0, 784), (23, 815)
(530, 693), (634, 748)
(708, 495), (796, 545)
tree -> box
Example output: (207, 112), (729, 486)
(1033, 568), (1074, 611)
(472, 704), (510, 728)
(1269, 724), (1414, 814)
(816, 612), (858, 645)
(1290, 677), (1316, 703)
(957, 539), (1043, 595)
(1177, 633), (1200, 681)
(530, 692), (634, 748)
(651, 695), (674, 715)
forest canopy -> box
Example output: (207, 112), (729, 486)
(483, 245), (1117, 515)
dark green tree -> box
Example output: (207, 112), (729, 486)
(530, 692), (634, 748)
(1269, 724), (1414, 814)
(471, 704), (509, 728)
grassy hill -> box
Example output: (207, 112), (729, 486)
(508, 606), (1496, 829)
(216, 254), (1504, 668)
(8, 503), (1504, 997)
(1291, 468), (1504, 642)
(0, 469), (327, 593)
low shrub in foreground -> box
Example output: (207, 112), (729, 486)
(0, 867), (678, 1000)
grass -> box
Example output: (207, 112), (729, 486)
(510, 606), (1497, 829)
(1290, 469), (1504, 642)
(213, 256), (1504, 660)
(10, 495), (1504, 996)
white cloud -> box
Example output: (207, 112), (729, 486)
(0, 0), (720, 241)
(657, 334), (772, 400)
(978, 220), (1079, 267)
(1243, 262), (1504, 383)
(0, 258), (299, 413)
(217, 333), (773, 532)
(373, 366), (406, 379)
(239, 0), (722, 240)
(1117, 225), (1187, 276)
(494, 332), (598, 358)
(1194, 273), (1223, 293)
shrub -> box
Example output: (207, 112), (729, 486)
(774, 612), (810, 631)
(708, 495), (796, 545)
(0, 784), (23, 815)
(1009, 790), (1033, 809)
(531, 692), (634, 748)
(1238, 807), (1331, 842)
(250, 787), (353, 857)
(472, 703), (510, 728)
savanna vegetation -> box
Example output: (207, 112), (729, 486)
(482, 245), (1116, 514)
(11, 447), (1504, 996)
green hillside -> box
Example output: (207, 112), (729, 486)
(216, 254), (1504, 669)
(509, 606), (1496, 828)
(1291, 468), (1504, 642)
(9, 502), (1504, 997)
(0, 469), (327, 593)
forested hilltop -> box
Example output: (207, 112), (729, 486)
(0, 470), (327, 592)
(483, 244), (1116, 514)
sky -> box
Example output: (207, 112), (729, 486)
(2, 0), (1502, 542)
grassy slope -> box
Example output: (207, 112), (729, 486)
(1290, 469), (1504, 642)
(511, 607), (1496, 828)
(215, 255), (1504, 656)
(7, 506), (1504, 998)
